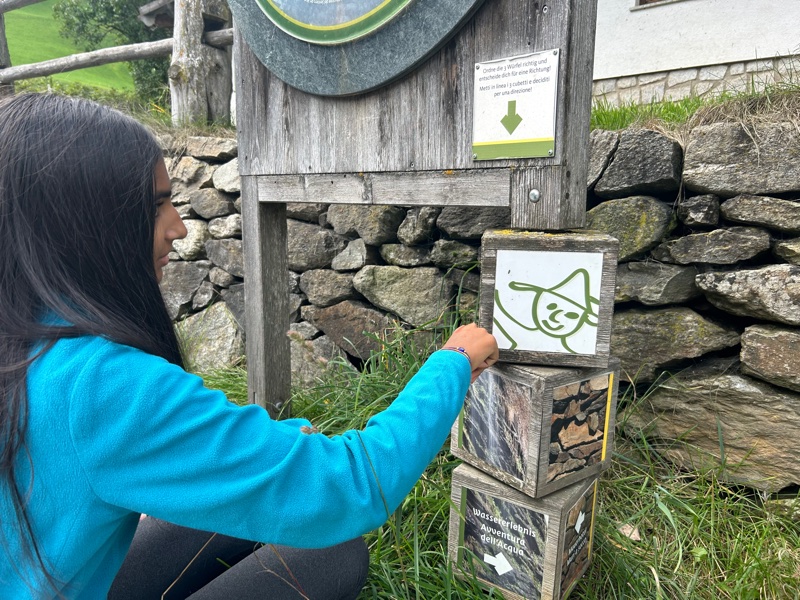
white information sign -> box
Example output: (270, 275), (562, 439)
(472, 49), (560, 160)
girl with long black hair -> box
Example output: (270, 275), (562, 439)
(0, 93), (498, 599)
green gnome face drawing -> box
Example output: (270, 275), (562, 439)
(493, 251), (603, 354)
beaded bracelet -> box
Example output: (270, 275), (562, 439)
(441, 346), (471, 364)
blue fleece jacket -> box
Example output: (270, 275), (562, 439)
(0, 335), (470, 599)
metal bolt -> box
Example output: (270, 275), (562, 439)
(548, 149), (554, 156)
(473, 153), (478, 159)
(553, 49), (558, 55)
(542, 5), (549, 13)
(476, 65), (480, 70)
(528, 189), (541, 203)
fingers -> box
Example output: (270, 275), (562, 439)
(442, 323), (499, 377)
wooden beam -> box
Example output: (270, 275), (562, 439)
(0, 0), (44, 15)
(255, 170), (511, 207)
(236, 30), (291, 417)
(0, 29), (233, 84)
(0, 13), (12, 97)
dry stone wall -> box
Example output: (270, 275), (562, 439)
(162, 121), (800, 491)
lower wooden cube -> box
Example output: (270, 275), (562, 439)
(451, 360), (619, 498)
(448, 464), (599, 600)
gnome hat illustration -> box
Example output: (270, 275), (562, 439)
(495, 268), (599, 353)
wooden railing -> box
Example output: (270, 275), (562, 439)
(0, 0), (233, 125)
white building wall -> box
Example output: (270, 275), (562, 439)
(594, 0), (800, 80)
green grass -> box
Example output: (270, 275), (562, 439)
(200, 328), (800, 600)
(590, 78), (800, 133)
(4, 0), (134, 91)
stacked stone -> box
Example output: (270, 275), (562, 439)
(587, 123), (800, 493)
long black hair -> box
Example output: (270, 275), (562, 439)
(0, 93), (184, 592)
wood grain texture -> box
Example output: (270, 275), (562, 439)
(479, 229), (618, 368)
(447, 464), (597, 600)
(240, 174), (291, 417)
(256, 170), (510, 206)
(236, 0), (599, 231)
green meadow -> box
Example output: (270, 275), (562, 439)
(4, 0), (134, 91)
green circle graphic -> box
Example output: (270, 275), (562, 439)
(256, 0), (414, 45)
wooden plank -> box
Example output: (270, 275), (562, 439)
(255, 170), (511, 207)
(239, 176), (291, 417)
(479, 229), (618, 368)
(509, 0), (598, 230)
(0, 0), (43, 15)
(448, 464), (598, 600)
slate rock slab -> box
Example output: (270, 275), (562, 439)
(178, 302), (244, 373)
(161, 261), (210, 320)
(610, 307), (740, 382)
(677, 194), (719, 227)
(684, 122), (800, 196)
(327, 205), (405, 245)
(205, 239), (244, 278)
(773, 238), (800, 265)
(304, 300), (394, 360)
(587, 129), (619, 189)
(397, 207), (441, 245)
(652, 227), (770, 265)
(287, 220), (348, 271)
(587, 196), (675, 261)
(720, 194), (800, 233)
(437, 206), (510, 240)
(299, 269), (357, 307)
(332, 239), (379, 271)
(353, 266), (456, 326)
(695, 264), (800, 325)
(740, 324), (800, 393)
(615, 262), (700, 305)
(594, 129), (682, 199)
(624, 361), (800, 491)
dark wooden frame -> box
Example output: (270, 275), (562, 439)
(479, 229), (619, 368)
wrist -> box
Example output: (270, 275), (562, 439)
(441, 346), (471, 365)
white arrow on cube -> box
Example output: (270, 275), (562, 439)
(484, 552), (513, 575)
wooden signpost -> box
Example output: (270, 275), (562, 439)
(230, 0), (601, 413)
(230, 1), (610, 597)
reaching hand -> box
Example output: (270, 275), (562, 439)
(441, 324), (499, 383)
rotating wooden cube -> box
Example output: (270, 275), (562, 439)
(448, 463), (599, 600)
(451, 360), (619, 498)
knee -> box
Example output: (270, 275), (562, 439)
(342, 537), (370, 598)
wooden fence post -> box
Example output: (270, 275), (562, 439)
(0, 12), (13, 98)
(170, 0), (231, 126)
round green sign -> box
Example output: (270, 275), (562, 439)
(256, 0), (414, 45)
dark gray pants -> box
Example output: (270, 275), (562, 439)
(108, 517), (369, 600)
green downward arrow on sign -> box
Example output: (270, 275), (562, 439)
(501, 100), (523, 135)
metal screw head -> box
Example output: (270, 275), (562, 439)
(476, 65), (480, 70)
(542, 5), (549, 13)
(553, 49), (558, 55)
(473, 153), (478, 159)
(528, 189), (541, 203)
(548, 149), (554, 156)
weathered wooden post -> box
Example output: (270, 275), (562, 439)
(170, 0), (232, 125)
(0, 11), (13, 98)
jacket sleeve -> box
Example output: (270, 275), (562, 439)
(67, 340), (470, 548)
